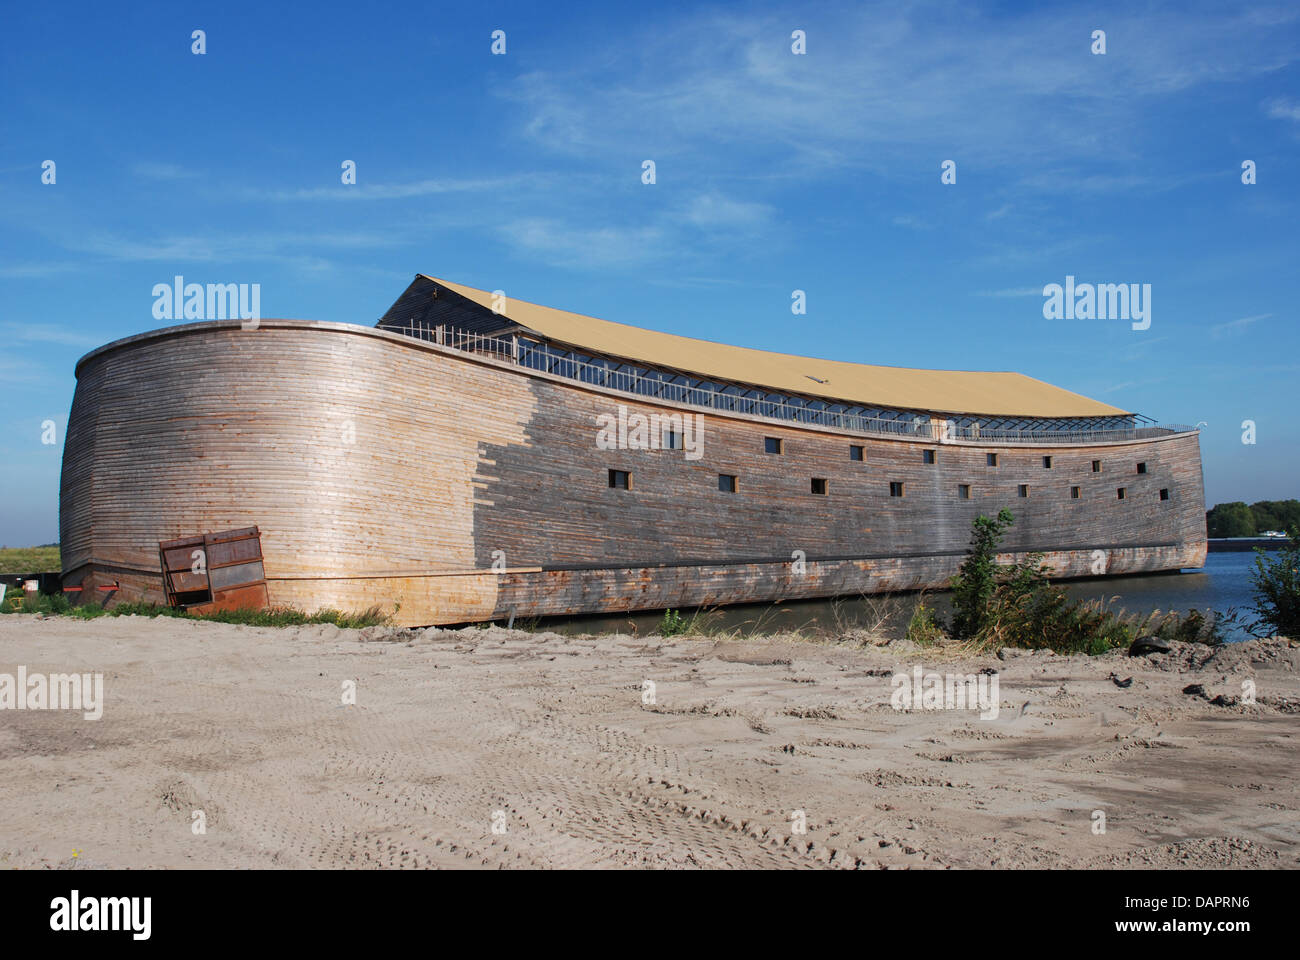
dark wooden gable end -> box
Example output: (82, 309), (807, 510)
(376, 276), (523, 338)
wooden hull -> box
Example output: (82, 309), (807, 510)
(60, 320), (1207, 626)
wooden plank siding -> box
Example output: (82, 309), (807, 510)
(60, 320), (1207, 625)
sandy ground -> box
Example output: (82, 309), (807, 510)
(0, 613), (1297, 869)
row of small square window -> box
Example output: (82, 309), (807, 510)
(611, 469), (744, 492)
(609, 469), (1170, 501)
(768, 437), (1151, 474)
(978, 484), (1168, 501)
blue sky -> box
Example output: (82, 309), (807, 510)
(1, 0), (1297, 547)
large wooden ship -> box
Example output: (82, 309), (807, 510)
(59, 274), (1206, 625)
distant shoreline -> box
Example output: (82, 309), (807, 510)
(1208, 538), (1290, 552)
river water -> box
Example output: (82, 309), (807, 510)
(1060, 550), (1259, 633)
(537, 549), (1273, 642)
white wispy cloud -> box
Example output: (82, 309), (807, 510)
(0, 262), (82, 279)
(1119, 335), (1171, 361)
(499, 189), (778, 268)
(973, 287), (1042, 298)
(1101, 376), (1167, 394)
(1, 322), (102, 348)
(1265, 97), (1300, 122)
(0, 356), (44, 384)
(680, 193), (774, 230)
(499, 4), (1300, 186)
(499, 218), (671, 268)
(891, 214), (932, 231)
(1211, 313), (1272, 337)
(970, 235), (1102, 267)
(65, 230), (398, 264)
(131, 162), (200, 181)
(250, 175), (547, 201)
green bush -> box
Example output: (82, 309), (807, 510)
(1, 590), (79, 616)
(948, 511), (1220, 654)
(950, 508), (1015, 639)
(1250, 528), (1300, 639)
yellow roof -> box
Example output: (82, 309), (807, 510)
(421, 275), (1129, 419)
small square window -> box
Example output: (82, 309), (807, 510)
(1136, 462), (1147, 474)
(1018, 484), (1029, 498)
(987, 453), (998, 467)
(958, 484), (971, 500)
(889, 481), (904, 498)
(923, 449), (937, 465)
(764, 437), (782, 454)
(1117, 487), (1127, 500)
(1159, 488), (1170, 501)
(849, 445), (864, 461)
(1042, 456), (1053, 469)
(663, 429), (683, 451)
(719, 474), (738, 493)
(608, 469), (630, 490)
(1070, 486), (1081, 499)
(811, 477), (827, 495)
(1092, 460), (1102, 473)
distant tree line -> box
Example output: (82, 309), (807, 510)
(1206, 500), (1300, 538)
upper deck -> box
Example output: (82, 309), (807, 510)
(78, 317), (1196, 449)
(378, 275), (1191, 447)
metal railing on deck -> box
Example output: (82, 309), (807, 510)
(381, 322), (1195, 446)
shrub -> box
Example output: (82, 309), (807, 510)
(905, 600), (945, 646)
(1250, 528), (1300, 639)
(949, 508), (1015, 639)
(2, 590), (78, 616)
(977, 583), (1133, 654)
(658, 608), (688, 637)
(949, 511), (1221, 654)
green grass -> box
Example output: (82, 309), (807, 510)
(653, 606), (741, 638)
(958, 587), (1226, 656)
(657, 608), (689, 637)
(0, 545), (61, 575)
(904, 599), (945, 647)
(0, 590), (389, 629)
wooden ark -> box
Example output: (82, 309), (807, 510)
(58, 275), (1207, 626)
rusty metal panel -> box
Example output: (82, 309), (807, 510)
(189, 582), (269, 615)
(159, 534), (206, 553)
(168, 570), (210, 593)
(157, 526), (267, 613)
(206, 537), (261, 568)
(209, 560), (265, 591)
(162, 545), (203, 571)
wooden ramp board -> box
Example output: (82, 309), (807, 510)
(159, 526), (268, 613)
